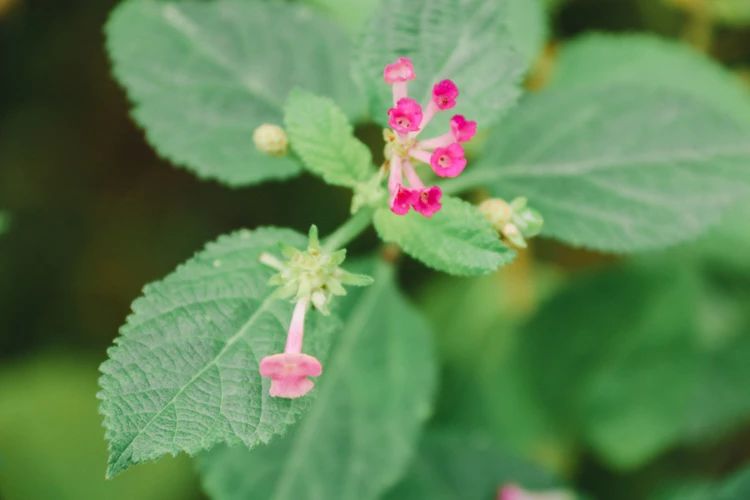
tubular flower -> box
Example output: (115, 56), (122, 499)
(258, 226), (373, 398)
(382, 57), (475, 217)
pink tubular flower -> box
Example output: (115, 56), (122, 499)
(259, 298), (322, 398)
(381, 58), (475, 217)
(388, 98), (423, 134)
(383, 57), (415, 83)
(430, 143), (467, 177)
(450, 115), (477, 143)
(413, 186), (442, 217)
(391, 185), (416, 215)
(432, 79), (459, 110)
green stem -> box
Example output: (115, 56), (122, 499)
(322, 207), (374, 252)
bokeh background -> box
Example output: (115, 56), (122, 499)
(1, 0), (750, 499)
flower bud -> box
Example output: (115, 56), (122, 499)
(478, 198), (513, 231)
(253, 123), (288, 157)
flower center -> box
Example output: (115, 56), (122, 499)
(439, 155), (451, 167)
(396, 117), (410, 128)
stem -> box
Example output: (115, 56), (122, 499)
(322, 207), (374, 252)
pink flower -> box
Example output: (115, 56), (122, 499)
(390, 184), (416, 215)
(432, 79), (459, 110)
(388, 98), (423, 134)
(259, 352), (322, 398)
(498, 484), (575, 500)
(430, 143), (467, 177)
(383, 57), (415, 83)
(413, 186), (442, 217)
(450, 115), (477, 143)
(259, 298), (322, 398)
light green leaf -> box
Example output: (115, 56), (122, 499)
(284, 89), (373, 187)
(456, 84), (750, 252)
(373, 196), (515, 276)
(383, 430), (560, 500)
(716, 466), (750, 500)
(99, 228), (340, 477)
(507, 0), (547, 65)
(552, 34), (750, 127)
(695, 198), (750, 273)
(107, 0), (363, 186)
(304, 0), (381, 35)
(353, 0), (525, 128)
(520, 258), (750, 469)
(198, 260), (437, 500)
(0, 355), (196, 500)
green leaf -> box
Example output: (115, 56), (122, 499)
(373, 196), (515, 276)
(0, 355), (196, 500)
(284, 89), (373, 187)
(383, 430), (560, 500)
(507, 0), (547, 66)
(353, 0), (525, 129)
(711, 0), (750, 26)
(459, 84), (750, 252)
(695, 198), (750, 273)
(0, 212), (9, 235)
(552, 34), (750, 128)
(520, 258), (750, 469)
(98, 227), (340, 477)
(198, 260), (437, 500)
(304, 0), (381, 35)
(107, 0), (363, 186)
(716, 466), (750, 500)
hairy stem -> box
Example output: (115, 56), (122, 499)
(322, 207), (374, 252)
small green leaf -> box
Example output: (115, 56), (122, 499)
(716, 466), (750, 500)
(285, 89), (373, 187)
(106, 0), (363, 186)
(99, 228), (340, 477)
(198, 261), (437, 500)
(373, 196), (515, 276)
(383, 430), (561, 500)
(353, 0), (525, 129)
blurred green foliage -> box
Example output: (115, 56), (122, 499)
(2, 0), (750, 498)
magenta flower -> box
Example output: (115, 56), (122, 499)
(450, 115), (477, 143)
(498, 484), (575, 500)
(259, 298), (322, 398)
(383, 56), (415, 84)
(413, 186), (443, 217)
(381, 57), (476, 217)
(388, 98), (423, 134)
(430, 143), (467, 178)
(432, 79), (459, 110)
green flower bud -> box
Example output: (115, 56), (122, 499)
(253, 123), (288, 157)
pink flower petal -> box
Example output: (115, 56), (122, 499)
(384, 57), (416, 83)
(430, 143), (467, 177)
(450, 115), (477, 143)
(388, 98), (423, 134)
(260, 352), (322, 399)
(412, 186), (443, 217)
(390, 184), (417, 215)
(432, 79), (459, 110)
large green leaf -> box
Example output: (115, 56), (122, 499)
(507, 0), (547, 66)
(285, 89), (373, 187)
(373, 196), (515, 276)
(552, 34), (750, 127)
(99, 228), (339, 477)
(520, 258), (750, 469)
(107, 0), (362, 186)
(383, 430), (560, 500)
(0, 355), (196, 500)
(453, 84), (750, 252)
(353, 0), (525, 128)
(304, 0), (381, 35)
(198, 261), (436, 500)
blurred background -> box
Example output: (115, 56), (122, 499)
(1, 0), (750, 499)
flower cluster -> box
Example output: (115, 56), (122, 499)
(382, 57), (477, 218)
(258, 226), (372, 398)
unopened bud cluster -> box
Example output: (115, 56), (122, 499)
(260, 226), (373, 315)
(479, 197), (544, 248)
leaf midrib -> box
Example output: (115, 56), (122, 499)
(108, 292), (277, 476)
